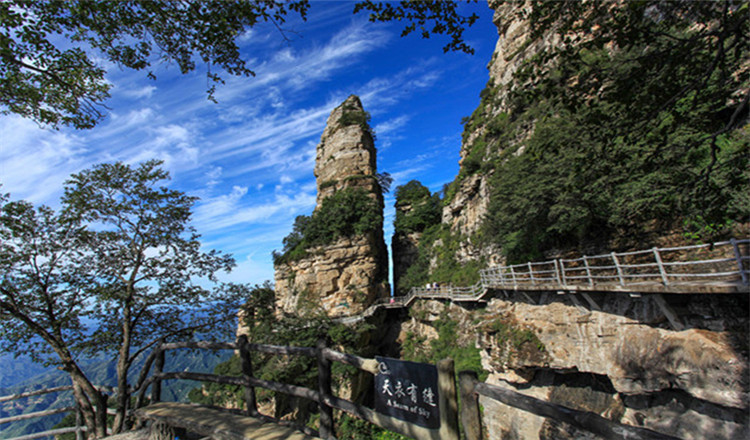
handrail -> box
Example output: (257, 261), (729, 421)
(0, 386), (101, 440)
(135, 338), (461, 440)
(340, 238), (748, 324)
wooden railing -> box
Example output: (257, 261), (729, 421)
(132, 339), (689, 440)
(134, 337), (461, 440)
(479, 238), (749, 291)
(0, 385), (115, 440)
(340, 238), (749, 324)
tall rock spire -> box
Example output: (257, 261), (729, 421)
(273, 95), (389, 318)
(314, 95), (380, 208)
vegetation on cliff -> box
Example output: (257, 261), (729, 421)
(274, 188), (382, 264)
(452, 0), (749, 262)
(392, 181), (482, 292)
(393, 180), (441, 235)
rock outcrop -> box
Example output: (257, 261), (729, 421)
(399, 294), (748, 440)
(387, 2), (749, 439)
(274, 96), (389, 318)
(442, 0), (551, 256)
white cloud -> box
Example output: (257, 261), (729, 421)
(122, 85), (157, 99)
(219, 253), (275, 285)
(205, 166), (223, 188)
(193, 187), (315, 233)
(0, 116), (87, 206)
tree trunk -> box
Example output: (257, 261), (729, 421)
(112, 301), (134, 434)
(65, 357), (108, 438)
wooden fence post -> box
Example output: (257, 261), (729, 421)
(152, 347), (165, 404)
(458, 371), (482, 440)
(437, 359), (460, 440)
(653, 248), (669, 285)
(316, 339), (334, 440)
(611, 252), (625, 286)
(731, 238), (748, 285)
(238, 335), (258, 416)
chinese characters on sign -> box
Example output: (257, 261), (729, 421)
(374, 357), (440, 429)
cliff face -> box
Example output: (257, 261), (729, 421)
(274, 96), (389, 318)
(388, 1), (749, 439)
(442, 0), (550, 259)
(398, 294), (748, 440)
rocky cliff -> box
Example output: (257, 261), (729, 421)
(442, 0), (550, 259)
(387, 1), (749, 439)
(274, 96), (389, 318)
(396, 293), (748, 440)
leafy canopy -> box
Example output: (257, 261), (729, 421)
(393, 180), (441, 235)
(0, 160), (248, 436)
(467, 0), (750, 261)
(1, 0), (479, 129)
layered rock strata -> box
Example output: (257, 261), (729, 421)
(398, 294), (748, 440)
(274, 96), (389, 318)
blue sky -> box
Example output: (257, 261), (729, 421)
(0, 1), (499, 288)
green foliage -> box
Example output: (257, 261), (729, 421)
(275, 188), (382, 264)
(1, 160), (246, 435)
(401, 308), (487, 382)
(354, 0), (480, 54)
(189, 283), (375, 423)
(393, 180), (441, 235)
(320, 180), (338, 190)
(488, 319), (545, 354)
(397, 224), (482, 292)
(338, 99), (377, 140)
(339, 103), (372, 129)
(467, 1), (750, 261)
(335, 413), (410, 440)
(0, 0), (310, 128)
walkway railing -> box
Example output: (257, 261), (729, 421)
(134, 337), (461, 440)
(0, 385), (115, 440)
(342, 238), (749, 324)
(480, 238), (749, 290)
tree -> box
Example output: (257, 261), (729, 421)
(0, 161), (248, 437)
(1, 0), (479, 130)
(393, 180), (441, 235)
(0, 194), (108, 437)
(0, 0), (310, 129)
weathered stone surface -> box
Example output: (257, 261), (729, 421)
(391, 230), (420, 296)
(439, 1), (553, 262)
(399, 293), (748, 440)
(314, 95), (379, 208)
(275, 235), (388, 318)
(274, 96), (389, 318)
(442, 173), (490, 238)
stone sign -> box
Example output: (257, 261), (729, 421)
(374, 357), (440, 429)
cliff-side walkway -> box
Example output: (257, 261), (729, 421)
(340, 238), (749, 324)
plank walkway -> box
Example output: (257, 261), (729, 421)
(135, 402), (318, 440)
(338, 238), (749, 324)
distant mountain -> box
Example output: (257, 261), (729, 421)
(0, 354), (53, 389)
(0, 348), (232, 439)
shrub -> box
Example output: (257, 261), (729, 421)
(275, 188), (382, 264)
